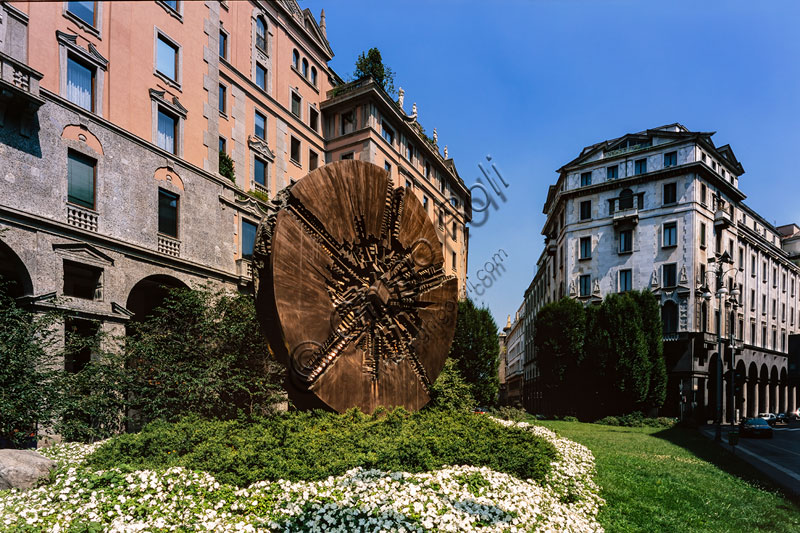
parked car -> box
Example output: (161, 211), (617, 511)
(758, 413), (777, 426)
(788, 409), (800, 421)
(740, 417), (774, 438)
(776, 413), (790, 425)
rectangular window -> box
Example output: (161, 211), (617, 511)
(580, 274), (591, 297)
(163, 0), (178, 10)
(406, 141), (414, 161)
(256, 64), (267, 91)
(158, 189), (179, 238)
(254, 157), (267, 186)
(763, 261), (768, 282)
(663, 222), (677, 247)
(751, 255), (757, 277)
(580, 200), (591, 221)
(218, 136), (226, 153)
(783, 273), (787, 292)
(425, 161), (431, 179)
(773, 267), (778, 287)
(291, 92), (302, 118)
(63, 261), (101, 300)
(750, 289), (755, 311)
(405, 180), (412, 190)
(634, 158), (647, 175)
(309, 107), (319, 131)
(792, 278), (796, 297)
(341, 152), (354, 160)
(607, 165), (618, 180)
(156, 34), (178, 81)
(309, 150), (318, 170)
(156, 108), (177, 154)
(382, 121), (394, 144)
(762, 294), (767, 314)
(384, 161), (391, 173)
(64, 317), (98, 373)
(663, 182), (677, 204)
(67, 150), (96, 209)
(772, 329), (777, 350)
(782, 303), (786, 321)
(218, 84), (226, 113)
(619, 269), (632, 292)
(619, 229), (632, 253)
(66, 56), (94, 112)
(423, 195), (429, 212)
(452, 251), (457, 270)
(700, 183), (707, 205)
(664, 151), (677, 167)
(762, 324), (767, 348)
(772, 299), (776, 318)
(452, 222), (458, 241)
(580, 171), (592, 187)
(341, 110), (355, 135)
(254, 111), (266, 139)
(219, 31), (227, 59)
(67, 1), (95, 27)
(579, 236), (591, 259)
(750, 322), (756, 344)
(700, 223), (706, 248)
(290, 137), (301, 164)
(241, 220), (258, 260)
(663, 263), (677, 288)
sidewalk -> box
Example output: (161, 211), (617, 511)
(700, 424), (800, 499)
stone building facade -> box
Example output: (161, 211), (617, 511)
(523, 124), (800, 420)
(0, 1), (470, 371)
(503, 303), (525, 407)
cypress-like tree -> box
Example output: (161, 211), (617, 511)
(600, 293), (650, 413)
(628, 290), (667, 412)
(448, 299), (499, 406)
(533, 298), (586, 415)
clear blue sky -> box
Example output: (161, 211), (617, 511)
(302, 0), (800, 327)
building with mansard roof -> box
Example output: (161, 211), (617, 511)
(522, 123), (800, 421)
(0, 0), (469, 375)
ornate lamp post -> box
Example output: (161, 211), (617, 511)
(700, 251), (740, 443)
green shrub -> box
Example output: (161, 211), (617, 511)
(87, 409), (557, 487)
(595, 416), (620, 426)
(428, 358), (475, 412)
(562, 415), (579, 422)
(219, 151), (235, 182)
(124, 288), (284, 425)
(488, 406), (529, 422)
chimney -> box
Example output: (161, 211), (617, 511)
(320, 9), (327, 39)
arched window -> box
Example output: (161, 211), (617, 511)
(256, 17), (267, 52)
(619, 188), (634, 210)
(662, 301), (678, 334)
(301, 58), (309, 78)
(310, 66), (317, 86)
(292, 49), (299, 70)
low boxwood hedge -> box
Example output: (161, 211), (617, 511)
(87, 408), (557, 487)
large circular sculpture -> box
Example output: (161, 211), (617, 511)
(253, 160), (458, 413)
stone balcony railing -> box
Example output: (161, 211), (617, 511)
(0, 50), (45, 114)
(237, 258), (253, 280)
(157, 234), (181, 257)
(66, 204), (98, 232)
(714, 208), (733, 228)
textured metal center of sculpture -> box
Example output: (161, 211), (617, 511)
(253, 160), (459, 413)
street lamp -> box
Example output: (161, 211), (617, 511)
(700, 251), (740, 443)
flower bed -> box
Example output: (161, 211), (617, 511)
(0, 418), (603, 532)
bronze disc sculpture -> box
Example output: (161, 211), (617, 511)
(252, 160), (458, 413)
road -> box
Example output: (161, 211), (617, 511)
(702, 419), (800, 497)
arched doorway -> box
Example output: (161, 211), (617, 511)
(0, 239), (33, 298)
(126, 275), (188, 327)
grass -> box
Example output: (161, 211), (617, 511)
(540, 420), (800, 532)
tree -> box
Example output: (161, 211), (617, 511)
(429, 358), (476, 411)
(352, 48), (396, 96)
(447, 299), (500, 406)
(628, 290), (667, 412)
(599, 293), (650, 414)
(125, 287), (284, 424)
(0, 283), (60, 448)
(533, 298), (586, 415)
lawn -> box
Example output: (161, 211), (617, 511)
(541, 420), (800, 532)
